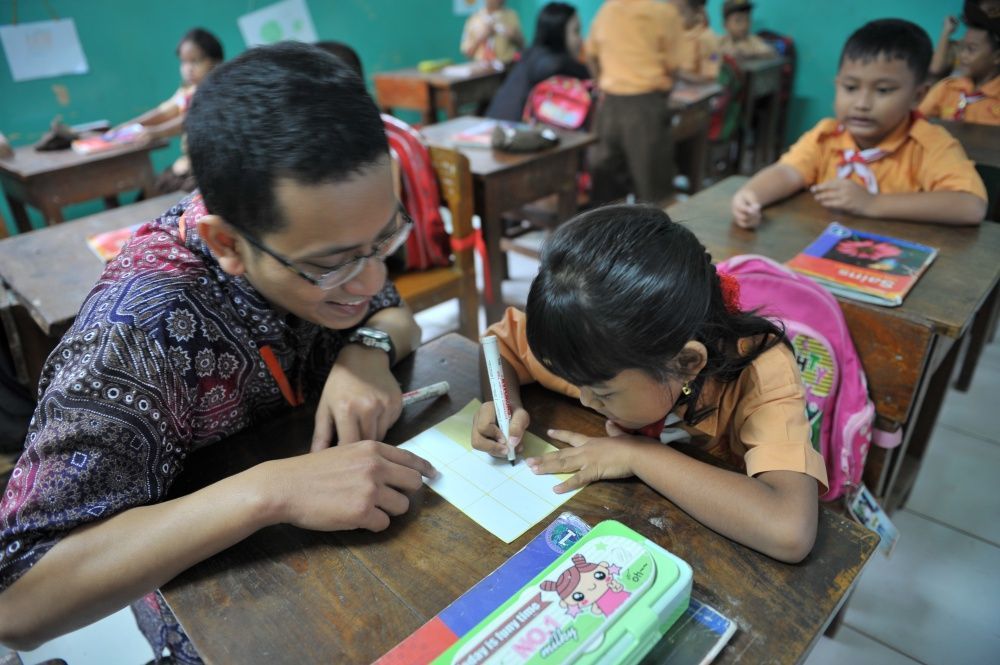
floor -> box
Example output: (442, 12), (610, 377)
(3, 250), (998, 664)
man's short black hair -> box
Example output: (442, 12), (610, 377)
(186, 41), (388, 236)
(839, 19), (933, 83)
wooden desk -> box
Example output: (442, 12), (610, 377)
(668, 177), (1000, 511)
(0, 140), (167, 232)
(0, 192), (184, 388)
(932, 119), (1000, 170)
(737, 56), (788, 173)
(374, 65), (506, 126)
(161, 333), (877, 665)
(669, 82), (723, 193)
(420, 117), (597, 322)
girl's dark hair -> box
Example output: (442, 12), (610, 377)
(177, 28), (224, 63)
(525, 205), (786, 426)
(532, 2), (577, 53)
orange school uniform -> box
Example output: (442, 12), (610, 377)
(919, 75), (1000, 125)
(486, 308), (830, 489)
(680, 25), (722, 80)
(779, 115), (987, 200)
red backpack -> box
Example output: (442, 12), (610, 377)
(382, 115), (452, 271)
(522, 75), (594, 130)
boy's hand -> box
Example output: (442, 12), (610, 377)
(731, 188), (763, 229)
(941, 15), (959, 38)
(472, 401), (529, 458)
(811, 179), (875, 216)
(312, 345), (402, 451)
(525, 421), (647, 493)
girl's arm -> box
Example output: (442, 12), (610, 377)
(0, 443), (435, 650)
(141, 112), (186, 141)
(123, 103), (181, 130)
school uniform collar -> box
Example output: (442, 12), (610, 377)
(945, 74), (1000, 98)
(831, 111), (916, 156)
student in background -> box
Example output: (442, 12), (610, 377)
(731, 19), (986, 228)
(472, 207), (827, 563)
(461, 0), (525, 66)
(0, 43), (434, 659)
(486, 2), (589, 122)
(718, 0), (776, 60)
(586, 0), (683, 205)
(921, 2), (1000, 125)
(671, 0), (721, 84)
(929, 14), (962, 80)
(122, 28), (224, 194)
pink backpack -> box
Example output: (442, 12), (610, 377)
(382, 115), (452, 271)
(522, 76), (593, 130)
(717, 255), (889, 502)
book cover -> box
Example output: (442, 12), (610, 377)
(786, 222), (937, 307)
(450, 120), (498, 149)
(85, 222), (143, 263)
(71, 122), (144, 155)
(376, 513), (736, 665)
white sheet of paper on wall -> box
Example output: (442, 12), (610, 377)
(399, 399), (579, 543)
(0, 18), (89, 82)
(454, 0), (483, 16)
(238, 0), (318, 48)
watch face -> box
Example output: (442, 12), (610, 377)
(357, 326), (390, 342)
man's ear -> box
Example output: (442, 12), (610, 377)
(198, 215), (247, 277)
(676, 340), (708, 379)
(913, 81), (931, 106)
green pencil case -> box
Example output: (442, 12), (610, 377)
(434, 520), (693, 665)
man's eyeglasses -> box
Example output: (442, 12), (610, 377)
(236, 205), (413, 290)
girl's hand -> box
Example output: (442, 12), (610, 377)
(811, 179), (875, 216)
(526, 421), (647, 493)
(472, 401), (529, 458)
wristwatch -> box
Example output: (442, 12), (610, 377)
(346, 326), (396, 366)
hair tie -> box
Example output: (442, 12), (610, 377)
(718, 271), (741, 314)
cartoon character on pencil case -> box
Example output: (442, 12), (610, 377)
(539, 554), (630, 618)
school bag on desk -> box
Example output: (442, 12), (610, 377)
(717, 254), (895, 503)
(522, 75), (594, 130)
(382, 114), (452, 271)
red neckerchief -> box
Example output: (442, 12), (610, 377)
(954, 89), (988, 120)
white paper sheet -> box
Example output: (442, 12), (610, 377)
(238, 0), (318, 48)
(399, 400), (579, 543)
(0, 18), (89, 82)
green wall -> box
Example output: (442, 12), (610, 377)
(0, 0), (954, 235)
(0, 0), (471, 234)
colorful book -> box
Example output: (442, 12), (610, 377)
(377, 513), (736, 665)
(786, 222), (937, 307)
(71, 122), (144, 155)
(85, 223), (143, 263)
(450, 120), (499, 149)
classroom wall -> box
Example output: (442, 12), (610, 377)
(0, 0), (470, 234)
(519, 0), (952, 143)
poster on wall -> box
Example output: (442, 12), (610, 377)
(0, 18), (89, 82)
(454, 0), (483, 16)
(238, 0), (318, 48)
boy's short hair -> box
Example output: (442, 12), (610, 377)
(186, 41), (388, 237)
(965, 1), (1000, 51)
(722, 0), (753, 18)
(315, 41), (364, 79)
(839, 19), (932, 83)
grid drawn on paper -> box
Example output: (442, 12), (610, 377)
(399, 400), (579, 543)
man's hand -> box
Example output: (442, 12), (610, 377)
(472, 401), (530, 458)
(265, 441), (436, 533)
(731, 188), (763, 229)
(525, 421), (647, 493)
(312, 345), (402, 451)
(811, 179), (875, 216)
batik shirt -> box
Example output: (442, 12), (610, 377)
(0, 192), (401, 661)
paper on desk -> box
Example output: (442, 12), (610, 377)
(399, 400), (579, 543)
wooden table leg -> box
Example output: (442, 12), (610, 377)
(955, 281), (999, 392)
(103, 195), (120, 209)
(4, 195), (32, 234)
(689, 125), (709, 194)
(38, 203), (65, 226)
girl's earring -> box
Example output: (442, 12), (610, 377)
(681, 382), (693, 396)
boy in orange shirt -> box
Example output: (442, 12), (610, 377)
(718, 0), (776, 60)
(921, 2), (1000, 125)
(670, 0), (721, 83)
(732, 19), (986, 227)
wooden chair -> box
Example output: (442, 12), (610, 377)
(392, 146), (480, 340)
(374, 74), (434, 126)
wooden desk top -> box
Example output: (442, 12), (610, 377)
(374, 64), (504, 88)
(162, 333), (877, 665)
(420, 116), (596, 177)
(737, 54), (789, 73)
(0, 140), (168, 181)
(932, 119), (1000, 170)
(668, 177), (1000, 339)
(0, 192), (184, 334)
(669, 82), (723, 110)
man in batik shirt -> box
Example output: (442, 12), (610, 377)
(0, 43), (435, 663)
